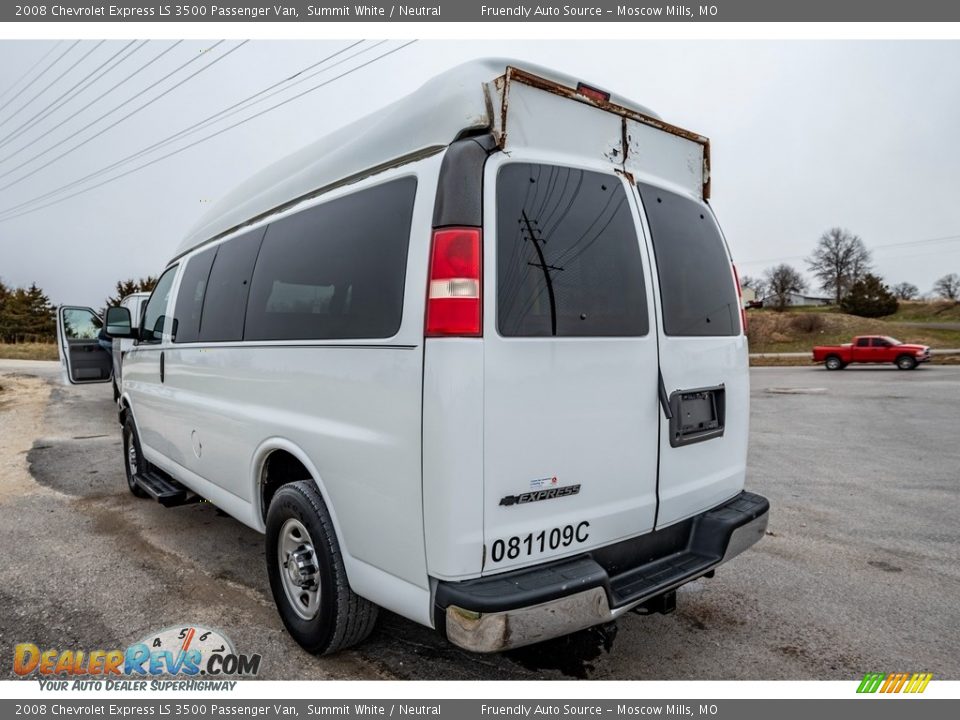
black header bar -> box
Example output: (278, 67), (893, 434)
(4, 1), (960, 23)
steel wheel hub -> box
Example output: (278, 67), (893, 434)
(278, 518), (321, 620)
(127, 441), (138, 476)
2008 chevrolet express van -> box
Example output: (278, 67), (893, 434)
(59, 59), (769, 655)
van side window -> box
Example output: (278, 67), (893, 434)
(198, 230), (264, 343)
(637, 182), (738, 337)
(244, 177), (417, 341)
(139, 266), (178, 344)
(496, 163), (648, 337)
(172, 245), (217, 344)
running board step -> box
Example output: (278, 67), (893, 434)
(134, 470), (197, 507)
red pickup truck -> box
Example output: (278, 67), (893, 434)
(812, 335), (932, 370)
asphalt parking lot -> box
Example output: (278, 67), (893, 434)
(1, 360), (958, 680)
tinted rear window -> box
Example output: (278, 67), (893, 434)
(172, 245), (217, 344)
(198, 229), (264, 343)
(637, 182), (738, 337)
(244, 177), (416, 341)
(497, 163), (648, 337)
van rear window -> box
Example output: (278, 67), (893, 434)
(637, 182), (738, 337)
(496, 163), (648, 337)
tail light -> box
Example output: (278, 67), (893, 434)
(732, 263), (747, 334)
(425, 227), (482, 337)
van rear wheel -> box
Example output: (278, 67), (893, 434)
(265, 480), (378, 654)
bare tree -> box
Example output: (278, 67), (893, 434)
(806, 228), (872, 305)
(891, 282), (919, 300)
(763, 264), (807, 311)
(933, 273), (960, 301)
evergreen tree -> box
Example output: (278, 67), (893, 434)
(105, 275), (159, 307)
(840, 274), (899, 318)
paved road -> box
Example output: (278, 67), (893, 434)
(1, 361), (958, 680)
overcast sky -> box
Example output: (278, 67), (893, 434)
(0, 39), (959, 307)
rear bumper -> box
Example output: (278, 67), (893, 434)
(435, 490), (769, 652)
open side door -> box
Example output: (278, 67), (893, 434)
(56, 306), (112, 384)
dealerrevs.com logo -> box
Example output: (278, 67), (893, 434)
(857, 672), (933, 694)
(14, 625), (261, 690)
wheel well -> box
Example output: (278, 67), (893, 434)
(260, 450), (313, 520)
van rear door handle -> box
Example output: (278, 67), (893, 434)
(160, 351), (165, 383)
(658, 369), (673, 420)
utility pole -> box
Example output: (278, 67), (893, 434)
(521, 210), (563, 336)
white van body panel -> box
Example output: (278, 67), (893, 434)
(124, 163), (438, 608)
(421, 339), (485, 580)
(623, 117), (707, 201)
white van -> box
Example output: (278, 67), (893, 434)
(62, 59), (769, 655)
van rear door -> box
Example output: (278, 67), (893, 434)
(481, 158), (661, 574)
(632, 181), (749, 528)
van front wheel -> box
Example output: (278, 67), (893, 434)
(122, 416), (149, 498)
(265, 480), (378, 654)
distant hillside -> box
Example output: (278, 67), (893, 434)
(747, 309), (960, 354)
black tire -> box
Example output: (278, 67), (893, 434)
(265, 480), (378, 654)
(825, 355), (845, 371)
(122, 416), (149, 498)
(896, 354), (917, 371)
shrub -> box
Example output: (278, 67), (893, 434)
(789, 313), (825, 333)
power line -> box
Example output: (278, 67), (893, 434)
(0, 41), (418, 225)
(0, 41), (379, 219)
(0, 41), (62, 106)
(737, 232), (960, 268)
(0, 41), (77, 113)
(0, 40), (171, 166)
(0, 41), (105, 131)
(0, 40), (249, 194)
(0, 41), (139, 152)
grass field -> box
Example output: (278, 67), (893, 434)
(885, 300), (960, 323)
(0, 343), (59, 361)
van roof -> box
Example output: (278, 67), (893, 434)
(175, 58), (660, 260)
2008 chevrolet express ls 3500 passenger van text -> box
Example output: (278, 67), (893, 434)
(58, 59), (769, 655)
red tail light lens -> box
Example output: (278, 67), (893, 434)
(426, 227), (482, 337)
(732, 262), (747, 334)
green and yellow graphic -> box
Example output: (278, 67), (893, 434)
(857, 672), (932, 694)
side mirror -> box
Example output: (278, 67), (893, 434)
(105, 306), (135, 338)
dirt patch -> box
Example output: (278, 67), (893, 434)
(0, 373), (53, 500)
